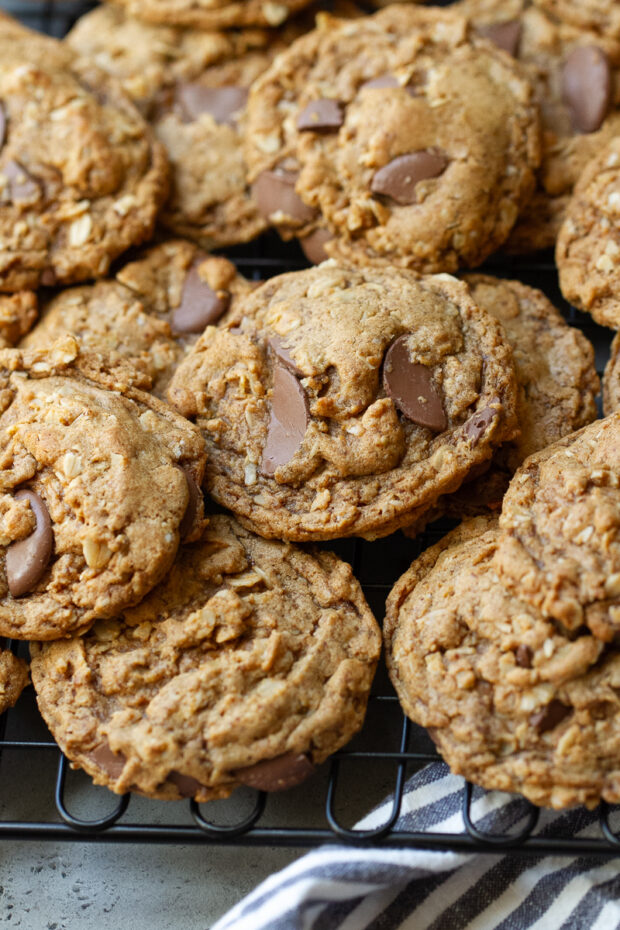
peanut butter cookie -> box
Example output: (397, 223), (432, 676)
(31, 515), (380, 801)
(0, 340), (206, 641)
(168, 263), (519, 541)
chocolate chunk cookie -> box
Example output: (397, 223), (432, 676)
(0, 339), (207, 641)
(456, 0), (620, 252)
(107, 0), (314, 30)
(168, 263), (519, 541)
(0, 648), (28, 714)
(556, 138), (620, 329)
(67, 6), (305, 249)
(385, 516), (620, 810)
(0, 13), (169, 292)
(22, 240), (252, 399)
(495, 414), (620, 641)
(245, 5), (541, 272)
(31, 514), (380, 801)
(534, 0), (620, 39)
(403, 274), (600, 534)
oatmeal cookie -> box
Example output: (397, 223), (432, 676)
(107, 0), (314, 30)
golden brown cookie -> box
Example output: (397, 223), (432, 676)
(456, 0), (620, 252)
(31, 514), (380, 801)
(0, 339), (207, 641)
(556, 137), (620, 329)
(495, 414), (620, 641)
(245, 5), (541, 272)
(0, 13), (169, 292)
(385, 516), (620, 810)
(22, 240), (252, 399)
(604, 333), (620, 416)
(534, 0), (620, 38)
(107, 0), (314, 29)
(0, 647), (28, 714)
(168, 263), (519, 541)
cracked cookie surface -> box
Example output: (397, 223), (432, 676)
(0, 13), (169, 292)
(0, 340), (207, 640)
(22, 240), (252, 399)
(107, 0), (314, 29)
(0, 648), (28, 714)
(245, 5), (541, 272)
(386, 516), (620, 810)
(168, 263), (519, 541)
(31, 514), (380, 801)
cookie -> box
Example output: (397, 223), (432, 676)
(385, 516), (620, 810)
(0, 13), (169, 292)
(245, 5), (541, 272)
(556, 138), (620, 329)
(456, 0), (620, 252)
(0, 292), (37, 347)
(22, 240), (252, 399)
(107, 0), (314, 30)
(603, 334), (620, 416)
(31, 514), (380, 801)
(167, 263), (519, 541)
(0, 339), (207, 641)
(0, 648), (28, 714)
(533, 0), (620, 39)
(66, 7), (300, 249)
(495, 414), (620, 641)
(403, 274), (600, 534)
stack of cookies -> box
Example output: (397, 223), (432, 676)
(0, 0), (619, 813)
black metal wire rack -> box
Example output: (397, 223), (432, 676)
(2, 0), (620, 857)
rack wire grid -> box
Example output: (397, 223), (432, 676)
(2, 0), (620, 856)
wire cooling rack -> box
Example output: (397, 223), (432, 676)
(2, 0), (620, 855)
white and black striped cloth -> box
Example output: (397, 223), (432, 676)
(213, 763), (620, 930)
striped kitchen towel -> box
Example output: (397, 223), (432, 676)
(212, 763), (620, 930)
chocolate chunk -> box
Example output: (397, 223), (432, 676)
(4, 160), (41, 204)
(296, 98), (343, 132)
(261, 364), (309, 476)
(168, 770), (206, 797)
(0, 102), (6, 150)
(463, 402), (499, 446)
(383, 336), (446, 431)
(6, 489), (53, 597)
(171, 259), (229, 334)
(252, 169), (317, 224)
(371, 151), (447, 205)
(515, 644), (533, 668)
(562, 45), (611, 134)
(477, 20), (521, 57)
(269, 336), (303, 376)
(178, 466), (202, 539)
(89, 742), (126, 779)
(530, 699), (571, 735)
(236, 752), (315, 792)
(361, 75), (400, 90)
(176, 83), (248, 125)
(40, 269), (57, 287)
(299, 227), (333, 264)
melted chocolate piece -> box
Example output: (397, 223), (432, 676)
(178, 466), (202, 539)
(562, 45), (611, 134)
(260, 364), (309, 476)
(299, 227), (333, 264)
(515, 644), (533, 668)
(236, 752), (315, 792)
(463, 403), (499, 446)
(296, 98), (344, 132)
(168, 770), (207, 797)
(269, 336), (303, 376)
(176, 83), (248, 125)
(371, 151), (447, 205)
(361, 75), (400, 90)
(171, 259), (229, 334)
(383, 336), (446, 431)
(6, 489), (53, 597)
(251, 169), (317, 224)
(89, 742), (126, 779)
(477, 20), (522, 57)
(530, 699), (571, 735)
(4, 159), (41, 204)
